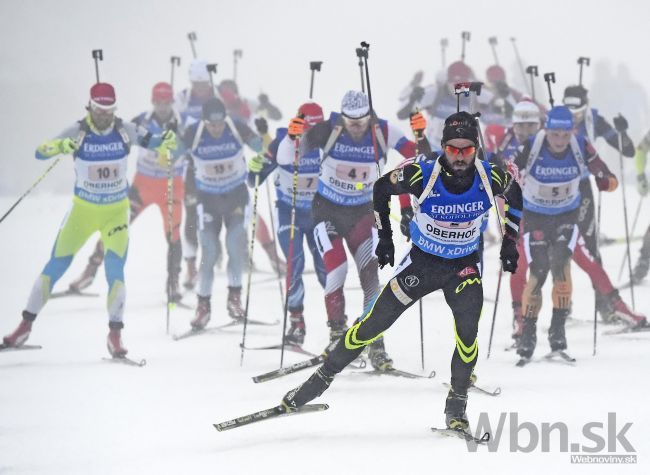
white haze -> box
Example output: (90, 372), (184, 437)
(0, 0), (649, 194)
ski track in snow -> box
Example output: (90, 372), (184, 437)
(0, 194), (648, 475)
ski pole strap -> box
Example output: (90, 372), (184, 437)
(321, 121), (344, 162)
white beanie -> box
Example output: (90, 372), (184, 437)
(341, 90), (370, 119)
(513, 100), (541, 124)
(189, 59), (210, 82)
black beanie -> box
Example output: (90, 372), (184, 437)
(441, 111), (479, 145)
(202, 97), (226, 121)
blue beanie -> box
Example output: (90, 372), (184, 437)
(545, 105), (574, 130)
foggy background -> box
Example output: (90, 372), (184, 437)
(1, 0), (649, 195)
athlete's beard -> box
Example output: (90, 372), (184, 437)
(442, 155), (475, 178)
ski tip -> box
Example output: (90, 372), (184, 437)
(493, 387), (502, 396)
(428, 370), (436, 379)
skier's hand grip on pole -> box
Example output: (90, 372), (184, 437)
(288, 116), (305, 139)
(409, 111), (427, 135)
(499, 236), (519, 273)
(595, 172), (618, 192)
(375, 237), (395, 269)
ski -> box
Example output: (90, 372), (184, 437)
(516, 356), (532, 367)
(431, 427), (490, 445)
(252, 354), (367, 384)
(544, 350), (576, 364)
(214, 318), (279, 329)
(442, 382), (501, 397)
(102, 355), (146, 367)
(214, 403), (329, 431)
(240, 343), (318, 357)
(50, 289), (99, 299)
(253, 356), (324, 383)
(355, 368), (436, 379)
(173, 319), (280, 341)
(603, 324), (650, 336)
(0, 343), (42, 352)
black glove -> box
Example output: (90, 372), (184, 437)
(400, 207), (414, 240)
(409, 86), (425, 103)
(495, 81), (510, 99)
(254, 117), (268, 135)
(500, 236), (519, 273)
(258, 93), (270, 107)
(613, 114), (628, 133)
(375, 237), (395, 269)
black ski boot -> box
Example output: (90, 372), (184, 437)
(368, 337), (393, 371)
(281, 367), (334, 412)
(327, 318), (348, 344)
(548, 308), (569, 351)
(284, 312), (306, 346)
(445, 388), (469, 432)
(517, 318), (537, 359)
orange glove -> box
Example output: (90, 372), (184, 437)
(288, 116), (305, 138)
(596, 173), (618, 192)
(410, 111), (426, 135)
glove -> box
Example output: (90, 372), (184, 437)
(638, 174), (649, 197)
(156, 130), (177, 154)
(258, 93), (270, 107)
(595, 172), (619, 192)
(254, 117), (268, 135)
(613, 114), (628, 133)
(409, 86), (425, 103)
(375, 236), (395, 269)
(500, 236), (519, 273)
(288, 116), (305, 139)
(248, 154), (266, 174)
(409, 112), (427, 135)
(410, 71), (424, 87)
(60, 137), (78, 154)
(495, 81), (510, 99)
(400, 207), (414, 240)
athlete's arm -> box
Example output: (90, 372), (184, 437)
(594, 112), (635, 157)
(300, 120), (333, 155)
(488, 165), (522, 241)
(373, 163), (424, 237)
(35, 123), (82, 159)
(232, 119), (263, 153)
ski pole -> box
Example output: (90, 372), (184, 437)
(510, 37), (530, 95)
(280, 135), (301, 368)
(525, 65), (538, 102)
(577, 57), (591, 87)
(440, 38), (448, 69)
(264, 177), (286, 315)
(170, 56), (180, 90)
(240, 174), (261, 366)
(359, 41), (382, 178)
(543, 72), (556, 108)
(618, 129), (636, 309)
(233, 49), (243, 84)
(92, 49), (103, 83)
(356, 47), (366, 93)
(488, 37), (499, 65)
(412, 122), (425, 370)
(460, 31), (471, 61)
(0, 157), (63, 225)
(187, 32), (198, 59)
(617, 197), (644, 280)
(309, 61), (323, 99)
(593, 189), (601, 355)
(486, 267), (503, 359)
(165, 146), (174, 335)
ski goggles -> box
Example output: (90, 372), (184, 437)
(342, 114), (370, 128)
(444, 144), (476, 158)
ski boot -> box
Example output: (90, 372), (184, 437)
(511, 303), (524, 348)
(68, 252), (103, 292)
(262, 241), (287, 276)
(281, 367), (334, 412)
(226, 287), (245, 320)
(445, 388), (469, 432)
(548, 309), (569, 352)
(166, 274), (183, 303)
(183, 257), (198, 290)
(3, 311), (36, 347)
(191, 295), (211, 330)
(368, 337), (393, 371)
(610, 294), (647, 329)
(517, 318), (537, 360)
(632, 255), (649, 285)
(596, 291), (618, 324)
(284, 312), (306, 346)
(107, 322), (128, 357)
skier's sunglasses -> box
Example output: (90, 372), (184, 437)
(444, 144), (476, 158)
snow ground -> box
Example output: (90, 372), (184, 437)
(0, 189), (648, 475)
